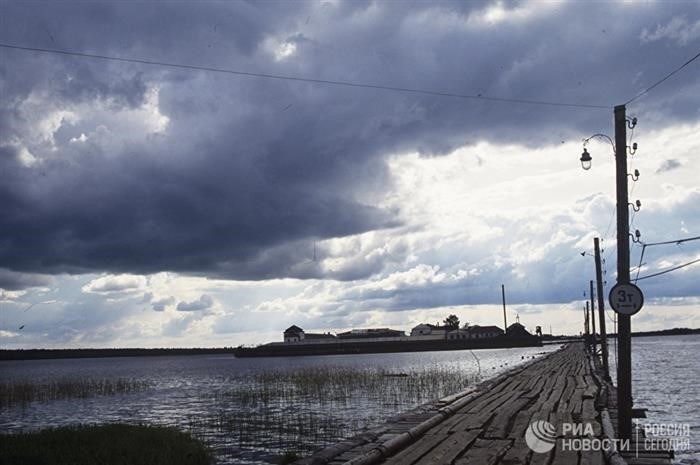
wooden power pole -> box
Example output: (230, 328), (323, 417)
(614, 104), (633, 440)
(594, 237), (609, 379)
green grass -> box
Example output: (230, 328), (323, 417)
(0, 424), (213, 465)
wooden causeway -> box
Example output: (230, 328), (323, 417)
(298, 343), (673, 465)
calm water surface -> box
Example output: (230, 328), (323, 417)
(607, 335), (699, 465)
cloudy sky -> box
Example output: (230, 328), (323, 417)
(1, 0), (699, 349)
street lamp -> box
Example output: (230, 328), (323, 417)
(580, 148), (592, 170)
(580, 133), (616, 170)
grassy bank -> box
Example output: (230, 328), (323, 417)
(0, 424), (212, 465)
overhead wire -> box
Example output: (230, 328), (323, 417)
(635, 258), (700, 282)
(0, 42), (613, 110)
(632, 236), (700, 283)
(625, 50), (700, 105)
(642, 235), (700, 248)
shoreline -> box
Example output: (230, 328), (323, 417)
(1, 328), (697, 361)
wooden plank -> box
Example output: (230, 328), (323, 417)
(485, 396), (531, 438)
(499, 439), (532, 465)
(528, 447), (554, 465)
(550, 435), (579, 465)
(446, 410), (495, 433)
(453, 438), (511, 465)
(579, 449), (605, 465)
(412, 429), (481, 465)
(507, 410), (535, 440)
(382, 431), (452, 465)
(581, 398), (596, 420)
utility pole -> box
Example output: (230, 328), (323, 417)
(594, 237), (609, 379)
(590, 280), (596, 354)
(614, 104), (633, 440)
(501, 284), (508, 333)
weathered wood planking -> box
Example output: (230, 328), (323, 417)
(298, 343), (673, 465)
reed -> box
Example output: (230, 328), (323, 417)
(0, 378), (150, 408)
(206, 365), (480, 456)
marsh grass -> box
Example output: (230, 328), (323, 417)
(205, 365), (480, 455)
(0, 378), (150, 408)
(0, 423), (212, 465)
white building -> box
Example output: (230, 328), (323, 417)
(410, 324), (449, 339)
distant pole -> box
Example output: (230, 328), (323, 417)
(501, 284), (508, 333)
(594, 237), (609, 378)
(615, 104), (633, 440)
(590, 280), (597, 354)
(585, 302), (590, 338)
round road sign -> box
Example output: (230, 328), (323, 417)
(608, 282), (644, 315)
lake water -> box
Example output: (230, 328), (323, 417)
(607, 334), (700, 465)
(0, 345), (556, 464)
(1, 337), (697, 464)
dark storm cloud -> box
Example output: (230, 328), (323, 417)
(1, 1), (699, 283)
(0, 268), (53, 291)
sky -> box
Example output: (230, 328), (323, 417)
(1, 0), (699, 349)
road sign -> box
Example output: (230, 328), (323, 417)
(609, 282), (644, 315)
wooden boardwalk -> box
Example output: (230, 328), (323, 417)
(297, 343), (673, 465)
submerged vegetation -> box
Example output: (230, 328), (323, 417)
(0, 378), (149, 408)
(0, 423), (212, 465)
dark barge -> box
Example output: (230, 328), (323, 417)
(233, 334), (541, 357)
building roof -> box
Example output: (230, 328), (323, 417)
(469, 325), (504, 333)
(284, 325), (304, 334)
(304, 333), (337, 339)
(507, 322), (531, 335)
(412, 323), (450, 331)
(337, 328), (405, 338)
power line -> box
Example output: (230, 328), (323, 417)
(635, 258), (700, 282)
(0, 42), (612, 110)
(625, 50), (700, 105)
(633, 235), (700, 282)
(642, 235), (700, 248)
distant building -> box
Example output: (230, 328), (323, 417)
(337, 328), (405, 339)
(410, 324), (450, 338)
(447, 329), (470, 340)
(284, 325), (305, 343)
(304, 332), (337, 341)
(506, 322), (532, 338)
(466, 325), (504, 339)
(283, 325), (337, 343)
(447, 325), (504, 340)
